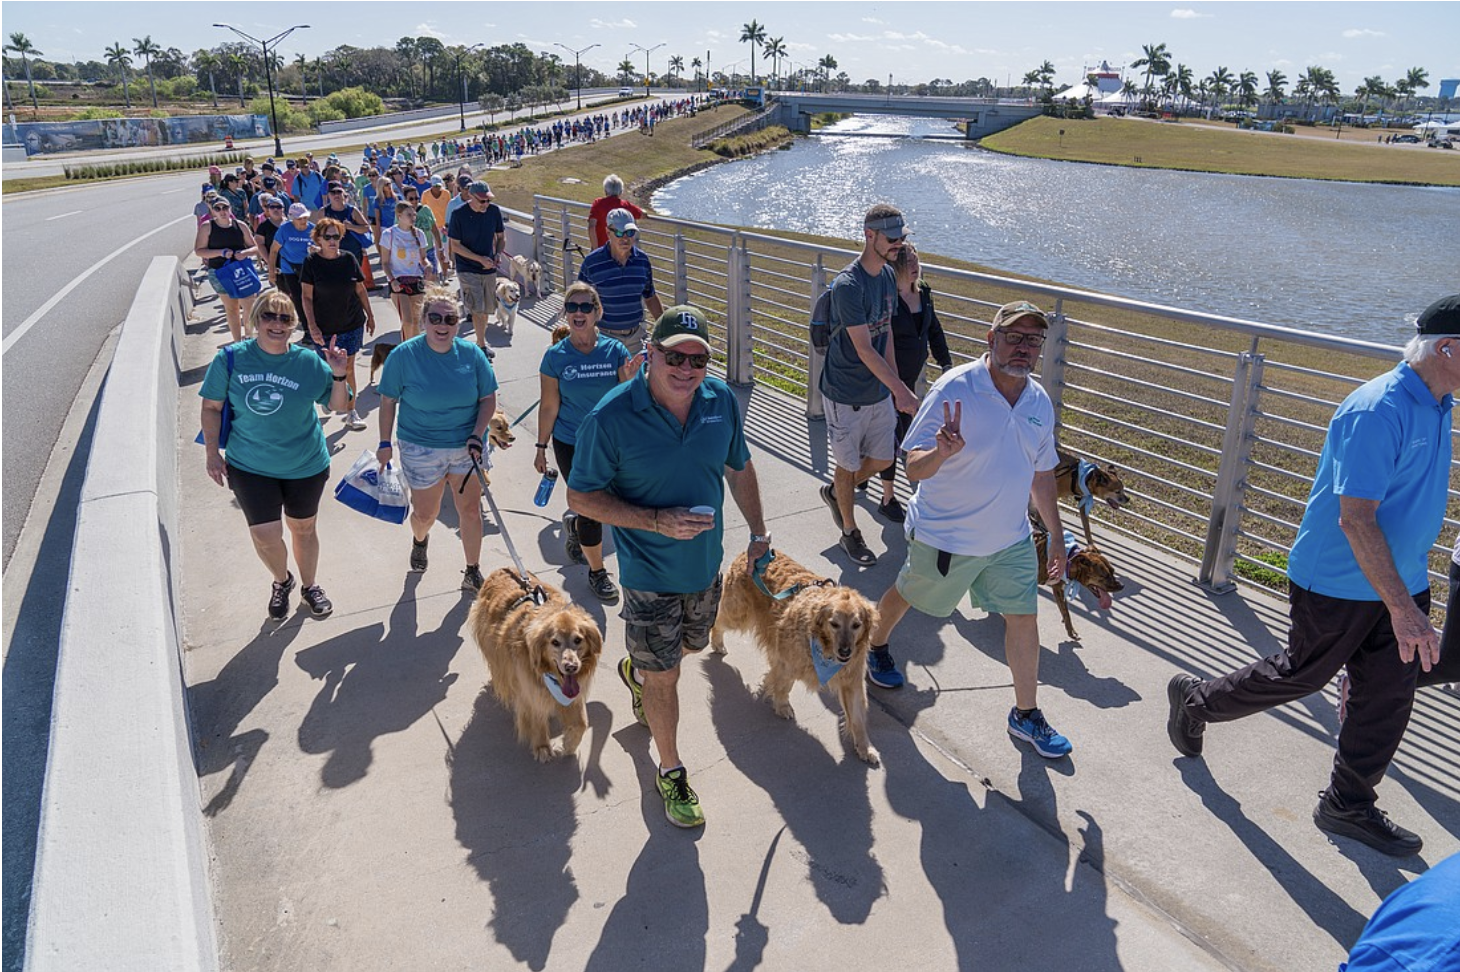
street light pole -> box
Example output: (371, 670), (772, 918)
(631, 42), (665, 99)
(214, 23), (309, 158)
(454, 42), (484, 132)
(554, 42), (600, 111)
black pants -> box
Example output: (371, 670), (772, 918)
(276, 273), (307, 329)
(552, 438), (602, 547)
(1421, 558), (1460, 688)
(878, 410), (913, 484)
(1187, 585), (1425, 809)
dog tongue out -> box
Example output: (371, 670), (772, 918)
(560, 673), (581, 699)
(1095, 589), (1113, 611)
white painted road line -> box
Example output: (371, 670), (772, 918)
(45, 210), (84, 221)
(1, 213), (193, 357)
(161, 188), (186, 195)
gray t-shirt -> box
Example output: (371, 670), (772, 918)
(818, 260), (897, 406)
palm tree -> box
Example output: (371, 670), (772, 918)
(295, 53), (309, 103)
(133, 35), (161, 108)
(1236, 70), (1259, 109)
(1130, 42), (1170, 104)
(1357, 75), (1385, 120)
(617, 59), (635, 86)
(6, 33), (42, 110)
(668, 54), (683, 86)
(739, 19), (766, 84)
(763, 36), (786, 88)
(194, 50), (220, 108)
(1164, 63), (1193, 111)
(1403, 66), (1429, 112)
(227, 51), (247, 106)
(691, 55), (702, 91)
(817, 54), (837, 93)
(1120, 78), (1138, 104)
(1206, 66), (1233, 111)
(104, 42), (132, 110)
(1264, 69), (1287, 107)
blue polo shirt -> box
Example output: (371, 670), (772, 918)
(569, 373), (751, 593)
(1288, 363), (1452, 601)
(293, 170), (325, 210)
(577, 243), (656, 335)
(540, 334), (631, 445)
(1341, 851), (1460, 972)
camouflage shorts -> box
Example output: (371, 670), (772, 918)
(620, 576), (724, 672)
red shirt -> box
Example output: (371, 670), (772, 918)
(587, 195), (644, 248)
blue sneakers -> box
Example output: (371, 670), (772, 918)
(1007, 707), (1073, 758)
(866, 645), (905, 689)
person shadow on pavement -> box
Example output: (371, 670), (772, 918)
(294, 574), (465, 788)
(704, 653), (884, 925)
(448, 690), (612, 971)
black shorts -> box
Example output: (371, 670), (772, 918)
(227, 464), (330, 526)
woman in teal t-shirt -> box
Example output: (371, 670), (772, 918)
(200, 291), (353, 623)
(376, 285), (499, 593)
(534, 281), (642, 603)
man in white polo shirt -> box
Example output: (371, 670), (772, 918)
(865, 300), (1076, 757)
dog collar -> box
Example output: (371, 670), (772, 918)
(1061, 529), (1093, 605)
(1075, 460), (1098, 516)
(542, 673), (575, 707)
(809, 635), (847, 686)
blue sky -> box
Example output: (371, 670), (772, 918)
(4, 2), (1456, 94)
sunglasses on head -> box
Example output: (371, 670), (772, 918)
(610, 228), (637, 239)
(259, 311), (294, 323)
(426, 312), (461, 327)
(563, 300), (597, 315)
(656, 345), (710, 369)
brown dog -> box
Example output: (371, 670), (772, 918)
(475, 409), (515, 487)
(711, 551), (880, 765)
(1032, 522), (1123, 642)
(368, 341), (396, 384)
(468, 568), (603, 761)
(1050, 448), (1130, 547)
(550, 322), (571, 344)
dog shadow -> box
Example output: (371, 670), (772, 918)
(294, 576), (465, 788)
(582, 728), (709, 972)
(703, 653), (883, 925)
(448, 687), (588, 971)
(191, 620), (304, 817)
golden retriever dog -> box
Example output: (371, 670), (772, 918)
(469, 568), (603, 761)
(473, 408), (515, 487)
(494, 278), (522, 334)
(1032, 522), (1124, 642)
(711, 550), (879, 765)
(510, 253), (543, 298)
(368, 341), (396, 384)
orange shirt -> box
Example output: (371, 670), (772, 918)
(422, 186), (452, 230)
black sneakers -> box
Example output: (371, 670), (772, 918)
(1313, 791), (1423, 857)
(819, 483), (845, 532)
(1166, 674), (1206, 757)
(410, 537), (429, 572)
(839, 529), (876, 566)
(877, 497), (906, 523)
(462, 564), (485, 593)
(301, 584), (333, 618)
(587, 567), (620, 604)
(268, 572), (296, 622)
(563, 512), (586, 565)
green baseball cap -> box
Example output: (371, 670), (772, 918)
(651, 305), (713, 351)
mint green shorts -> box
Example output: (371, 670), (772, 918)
(895, 535), (1038, 618)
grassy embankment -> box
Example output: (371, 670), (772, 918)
(981, 115), (1460, 187)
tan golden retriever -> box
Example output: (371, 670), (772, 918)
(475, 408), (514, 487)
(469, 568), (603, 761)
(711, 550), (880, 765)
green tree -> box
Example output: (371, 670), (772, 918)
(739, 19), (766, 84)
(1163, 63), (1193, 110)
(295, 53), (309, 103)
(1264, 69), (1286, 106)
(617, 58), (635, 85)
(1206, 65), (1233, 110)
(194, 50), (220, 108)
(762, 37), (786, 88)
(133, 35), (161, 108)
(668, 54), (684, 86)
(1130, 42), (1170, 103)
(227, 51), (247, 106)
(1036, 59), (1055, 94)
(6, 32), (42, 110)
(691, 55), (702, 91)
(1236, 70), (1259, 109)
(817, 54), (837, 93)
(104, 42), (132, 110)
(1402, 65), (1429, 111)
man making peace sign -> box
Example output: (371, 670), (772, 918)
(866, 300), (1077, 758)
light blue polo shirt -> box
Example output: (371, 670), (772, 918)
(378, 337), (498, 449)
(569, 373), (751, 593)
(1287, 362), (1452, 600)
(540, 334), (631, 445)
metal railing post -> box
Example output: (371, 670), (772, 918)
(559, 208), (573, 292)
(532, 199), (543, 261)
(807, 256), (827, 419)
(1040, 297), (1069, 424)
(1199, 350), (1265, 592)
(674, 230), (688, 306)
(724, 234), (754, 385)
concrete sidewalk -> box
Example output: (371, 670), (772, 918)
(176, 284), (1460, 972)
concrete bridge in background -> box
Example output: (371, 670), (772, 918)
(771, 91), (1043, 138)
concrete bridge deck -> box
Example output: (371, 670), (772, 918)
(177, 288), (1459, 971)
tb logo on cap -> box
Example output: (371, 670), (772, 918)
(678, 312), (700, 331)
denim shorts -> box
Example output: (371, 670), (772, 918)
(620, 576), (724, 672)
(397, 439), (484, 489)
(304, 326), (365, 357)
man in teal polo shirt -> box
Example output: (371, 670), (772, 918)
(568, 305), (770, 829)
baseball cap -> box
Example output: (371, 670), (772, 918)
(431, 175), (445, 187)
(1416, 295), (1460, 336)
(651, 305), (712, 351)
(606, 208), (638, 235)
(991, 300), (1049, 330)
(286, 159), (297, 168)
(287, 202), (310, 219)
(261, 176), (278, 188)
(326, 180), (344, 192)
(469, 181), (494, 199)
(864, 210), (908, 240)
(200, 182), (216, 193)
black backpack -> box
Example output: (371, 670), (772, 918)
(809, 285), (836, 351)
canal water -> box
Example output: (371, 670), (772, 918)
(652, 114), (1459, 343)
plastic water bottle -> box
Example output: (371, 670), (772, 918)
(533, 468), (558, 507)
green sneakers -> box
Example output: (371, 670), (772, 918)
(656, 767), (705, 828)
(618, 656), (647, 727)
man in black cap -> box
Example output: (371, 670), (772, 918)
(1168, 294), (1460, 857)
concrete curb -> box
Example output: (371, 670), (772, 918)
(24, 257), (218, 972)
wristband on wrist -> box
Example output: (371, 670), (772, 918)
(378, 440), (392, 450)
(535, 443), (547, 450)
(332, 374), (347, 382)
(467, 434), (483, 443)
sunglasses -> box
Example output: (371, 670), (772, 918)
(610, 228), (637, 239)
(211, 204), (231, 212)
(259, 311), (294, 323)
(563, 300), (597, 315)
(265, 203), (284, 210)
(656, 345), (710, 369)
(426, 312), (461, 327)
(328, 189), (344, 195)
(321, 233), (342, 241)
(998, 331), (1047, 348)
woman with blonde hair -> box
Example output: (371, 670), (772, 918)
(379, 199), (434, 340)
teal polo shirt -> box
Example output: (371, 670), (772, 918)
(1288, 362), (1452, 600)
(569, 373), (751, 593)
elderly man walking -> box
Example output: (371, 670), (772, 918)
(577, 208), (664, 352)
(1168, 294), (1460, 857)
(567, 306), (770, 829)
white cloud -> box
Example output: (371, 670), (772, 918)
(414, 22), (447, 41)
(1170, 9), (1212, 19)
(827, 32), (879, 43)
(589, 18), (637, 30)
(862, 17), (885, 25)
(1342, 28), (1385, 39)
(1319, 51), (1343, 61)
